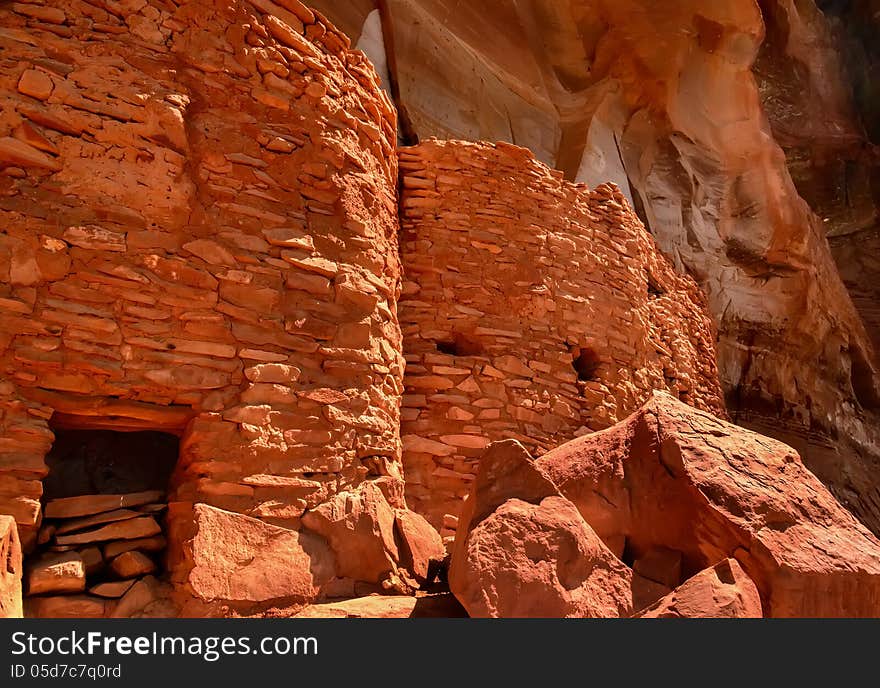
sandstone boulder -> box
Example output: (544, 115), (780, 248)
(537, 392), (880, 617)
(450, 441), (632, 618)
(301, 481), (399, 585)
(0, 516), (22, 618)
(172, 503), (334, 607)
(394, 508), (445, 585)
(638, 559), (762, 618)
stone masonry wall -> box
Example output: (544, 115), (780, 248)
(398, 140), (726, 535)
(0, 0), (404, 564)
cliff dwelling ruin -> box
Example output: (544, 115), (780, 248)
(1, 0), (880, 620)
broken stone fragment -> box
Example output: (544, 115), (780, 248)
(172, 504), (334, 606)
(26, 552), (85, 595)
(17, 69), (54, 101)
(112, 576), (158, 618)
(109, 551), (157, 579)
(301, 481), (399, 584)
(295, 596), (418, 618)
(78, 547), (104, 576)
(0, 136), (61, 171)
(394, 508), (445, 585)
(90, 579), (136, 599)
(62, 225), (126, 252)
(103, 535), (167, 559)
(449, 440), (632, 618)
(453, 495), (633, 618)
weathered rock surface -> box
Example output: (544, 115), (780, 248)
(449, 441), (632, 618)
(0, 516), (22, 618)
(537, 392), (880, 617)
(637, 559), (763, 619)
(295, 595), (418, 618)
(301, 481), (399, 586)
(315, 0), (880, 538)
(169, 503), (334, 610)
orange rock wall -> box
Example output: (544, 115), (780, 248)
(397, 140), (725, 534)
(0, 0), (403, 552)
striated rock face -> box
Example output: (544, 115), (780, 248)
(449, 441), (632, 618)
(537, 392), (880, 617)
(314, 0), (880, 535)
(398, 139), (724, 535)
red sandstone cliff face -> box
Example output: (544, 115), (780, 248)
(312, 0), (880, 536)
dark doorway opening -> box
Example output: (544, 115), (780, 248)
(24, 429), (178, 618)
(572, 347), (601, 382)
(43, 430), (178, 500)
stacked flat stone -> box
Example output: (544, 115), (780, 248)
(397, 139), (726, 536)
(24, 490), (166, 618)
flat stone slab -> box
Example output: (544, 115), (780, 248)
(55, 517), (161, 546)
(44, 491), (164, 519)
(90, 580), (136, 599)
(26, 595), (108, 618)
(55, 509), (142, 535)
(103, 535), (166, 559)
